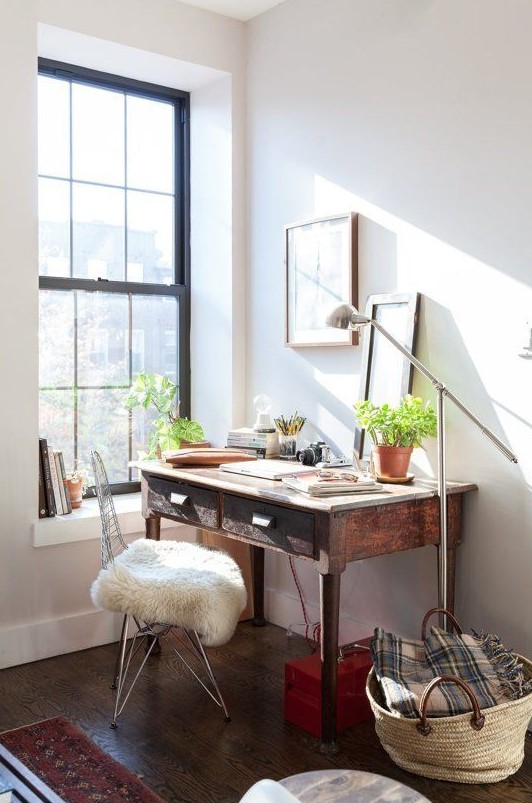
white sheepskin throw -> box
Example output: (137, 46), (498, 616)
(91, 539), (247, 647)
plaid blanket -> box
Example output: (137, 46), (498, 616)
(371, 625), (532, 719)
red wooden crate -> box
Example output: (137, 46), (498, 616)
(284, 637), (373, 737)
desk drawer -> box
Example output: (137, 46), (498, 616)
(222, 494), (315, 558)
(146, 475), (219, 529)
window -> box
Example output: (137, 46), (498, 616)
(38, 60), (190, 490)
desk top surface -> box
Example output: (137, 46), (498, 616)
(133, 460), (477, 514)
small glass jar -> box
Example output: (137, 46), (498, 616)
(278, 434), (297, 460)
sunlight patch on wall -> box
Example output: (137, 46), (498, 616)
(313, 173), (530, 371)
(312, 173), (532, 479)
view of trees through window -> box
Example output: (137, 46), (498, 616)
(38, 61), (190, 489)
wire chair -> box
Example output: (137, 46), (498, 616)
(90, 450), (244, 729)
(91, 450), (128, 569)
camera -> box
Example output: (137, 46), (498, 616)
(296, 441), (331, 466)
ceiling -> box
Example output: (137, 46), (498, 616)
(172, 0), (286, 21)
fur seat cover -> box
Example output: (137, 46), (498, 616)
(91, 539), (247, 647)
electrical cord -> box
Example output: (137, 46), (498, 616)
(288, 555), (320, 651)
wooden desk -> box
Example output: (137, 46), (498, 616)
(135, 461), (476, 752)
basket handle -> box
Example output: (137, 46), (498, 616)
(416, 674), (486, 735)
(421, 607), (463, 640)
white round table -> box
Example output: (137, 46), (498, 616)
(280, 769), (431, 802)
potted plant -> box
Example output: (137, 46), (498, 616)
(125, 371), (205, 459)
(353, 395), (437, 479)
(64, 462), (90, 509)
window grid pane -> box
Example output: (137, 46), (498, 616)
(72, 83), (125, 186)
(38, 75), (70, 179)
(38, 78), (180, 288)
(72, 183), (126, 280)
(127, 95), (174, 193)
(38, 178), (71, 277)
(39, 289), (180, 486)
(38, 60), (188, 492)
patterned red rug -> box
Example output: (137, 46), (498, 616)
(0, 716), (164, 802)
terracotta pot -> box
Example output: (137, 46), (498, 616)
(371, 445), (413, 479)
(65, 477), (83, 509)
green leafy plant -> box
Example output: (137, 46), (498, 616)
(353, 395), (437, 448)
(125, 371), (204, 459)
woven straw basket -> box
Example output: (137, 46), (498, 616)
(366, 654), (532, 783)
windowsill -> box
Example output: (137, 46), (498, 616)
(32, 493), (176, 547)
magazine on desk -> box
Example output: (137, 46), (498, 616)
(282, 469), (383, 497)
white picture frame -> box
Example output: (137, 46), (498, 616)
(285, 213), (358, 347)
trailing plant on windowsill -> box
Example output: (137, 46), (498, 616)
(125, 371), (205, 460)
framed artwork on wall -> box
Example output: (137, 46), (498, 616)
(354, 292), (420, 460)
(285, 212), (358, 347)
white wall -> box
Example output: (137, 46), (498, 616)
(3, 0), (532, 670)
(247, 0), (532, 653)
(0, 0), (246, 668)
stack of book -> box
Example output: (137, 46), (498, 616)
(281, 470), (383, 497)
(38, 437), (72, 517)
(226, 427), (280, 459)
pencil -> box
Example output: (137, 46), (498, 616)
(274, 412), (306, 436)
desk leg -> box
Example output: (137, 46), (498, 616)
(146, 517), (161, 540)
(319, 573), (340, 754)
(251, 545), (266, 626)
(144, 516), (162, 655)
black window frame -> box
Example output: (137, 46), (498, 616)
(38, 58), (191, 494)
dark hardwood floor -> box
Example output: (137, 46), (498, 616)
(0, 622), (531, 802)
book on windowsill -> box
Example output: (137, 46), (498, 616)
(39, 438), (56, 517)
(47, 444), (64, 515)
(54, 449), (72, 514)
(282, 470), (383, 497)
(38, 442), (47, 518)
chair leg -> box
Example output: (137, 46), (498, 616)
(168, 629), (231, 722)
(110, 614), (128, 690)
(144, 634), (161, 656)
(108, 621), (231, 727)
(110, 618), (160, 728)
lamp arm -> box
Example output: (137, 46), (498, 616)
(369, 320), (518, 464)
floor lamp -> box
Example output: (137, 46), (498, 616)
(326, 302), (518, 618)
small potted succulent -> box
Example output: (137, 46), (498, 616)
(353, 395), (437, 478)
(65, 462), (90, 508)
(125, 371), (205, 459)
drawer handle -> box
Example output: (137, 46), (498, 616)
(170, 492), (190, 506)
(252, 512), (276, 529)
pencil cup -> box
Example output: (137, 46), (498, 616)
(279, 434), (297, 460)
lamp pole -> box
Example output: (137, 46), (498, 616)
(327, 305), (518, 621)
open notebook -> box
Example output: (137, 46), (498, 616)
(282, 471), (383, 496)
(219, 459), (319, 481)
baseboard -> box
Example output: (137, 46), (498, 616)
(0, 608), (123, 670)
(3, 588), (375, 671)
